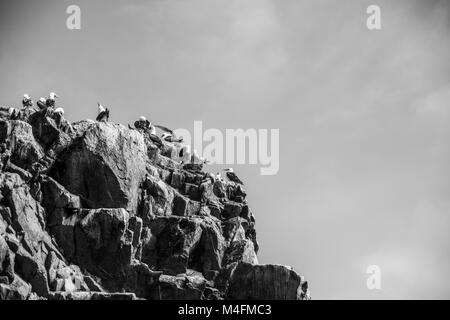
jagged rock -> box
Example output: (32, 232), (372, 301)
(14, 247), (50, 297)
(0, 173), (49, 248)
(184, 183), (201, 201)
(0, 275), (31, 300)
(173, 192), (189, 216)
(222, 201), (244, 219)
(143, 216), (203, 275)
(41, 175), (81, 215)
(83, 275), (104, 292)
(0, 108), (308, 300)
(223, 217), (248, 242)
(50, 122), (147, 212)
(141, 216), (224, 277)
(0, 235), (14, 284)
(74, 208), (130, 276)
(223, 239), (258, 266)
(170, 171), (185, 189)
(141, 174), (174, 216)
(155, 271), (206, 300)
(28, 111), (62, 147)
(0, 120), (44, 170)
(123, 262), (161, 298)
(226, 262), (307, 300)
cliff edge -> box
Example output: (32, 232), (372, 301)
(0, 105), (310, 300)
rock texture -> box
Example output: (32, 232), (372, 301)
(0, 105), (310, 300)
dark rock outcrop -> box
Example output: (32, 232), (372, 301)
(0, 103), (309, 300)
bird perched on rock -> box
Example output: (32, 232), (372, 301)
(161, 132), (183, 143)
(96, 102), (109, 122)
(22, 94), (33, 108)
(46, 92), (58, 108)
(36, 97), (47, 110)
(8, 107), (21, 120)
(54, 107), (64, 115)
(224, 168), (244, 185)
(134, 116), (150, 129)
(215, 172), (223, 182)
(149, 124), (156, 135)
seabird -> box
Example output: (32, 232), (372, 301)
(37, 97), (47, 109)
(54, 107), (65, 115)
(149, 124), (156, 135)
(8, 107), (20, 120)
(215, 172), (222, 182)
(96, 102), (109, 122)
(161, 132), (183, 143)
(223, 168), (244, 185)
(46, 92), (58, 107)
(22, 94), (33, 108)
(135, 116), (151, 130)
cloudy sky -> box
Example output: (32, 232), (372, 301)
(1, 0), (450, 299)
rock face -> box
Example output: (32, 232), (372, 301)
(50, 122), (147, 212)
(0, 106), (310, 300)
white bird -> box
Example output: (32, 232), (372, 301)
(161, 132), (183, 143)
(8, 107), (20, 120)
(46, 92), (58, 107)
(22, 94), (33, 108)
(224, 168), (244, 185)
(54, 107), (65, 115)
(96, 102), (109, 122)
(49, 92), (58, 100)
(215, 172), (222, 182)
(149, 124), (156, 135)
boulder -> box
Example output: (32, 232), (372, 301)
(50, 122), (147, 212)
(227, 262), (306, 300)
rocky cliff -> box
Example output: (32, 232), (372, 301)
(0, 105), (309, 300)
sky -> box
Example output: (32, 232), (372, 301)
(1, 0), (450, 299)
